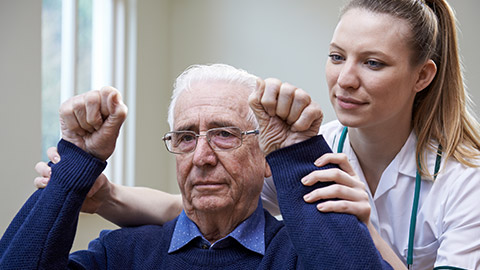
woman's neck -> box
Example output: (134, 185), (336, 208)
(348, 120), (412, 196)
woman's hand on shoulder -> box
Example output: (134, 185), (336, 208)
(301, 153), (371, 224)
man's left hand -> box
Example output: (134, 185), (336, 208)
(248, 78), (323, 155)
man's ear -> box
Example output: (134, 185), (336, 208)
(414, 59), (437, 93)
(264, 162), (272, 178)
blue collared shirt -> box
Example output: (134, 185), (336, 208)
(168, 200), (265, 255)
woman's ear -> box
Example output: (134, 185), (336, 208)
(414, 59), (437, 93)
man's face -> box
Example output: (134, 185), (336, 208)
(174, 80), (267, 216)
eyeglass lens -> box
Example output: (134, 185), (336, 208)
(165, 127), (244, 154)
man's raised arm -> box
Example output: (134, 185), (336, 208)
(249, 79), (392, 269)
(0, 87), (126, 269)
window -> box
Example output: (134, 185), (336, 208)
(41, 0), (137, 185)
(42, 0), (62, 162)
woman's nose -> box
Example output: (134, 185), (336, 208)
(337, 61), (360, 90)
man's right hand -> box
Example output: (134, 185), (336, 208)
(59, 86), (127, 161)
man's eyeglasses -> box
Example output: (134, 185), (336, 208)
(162, 127), (259, 154)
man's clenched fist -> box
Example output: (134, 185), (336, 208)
(59, 86), (127, 161)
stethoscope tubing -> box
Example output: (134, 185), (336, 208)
(336, 127), (442, 268)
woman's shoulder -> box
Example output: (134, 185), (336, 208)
(440, 153), (480, 177)
(320, 120), (344, 147)
(433, 155), (480, 193)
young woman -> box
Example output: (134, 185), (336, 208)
(265, 0), (480, 268)
(36, 0), (480, 269)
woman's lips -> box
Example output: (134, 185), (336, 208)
(336, 96), (367, 110)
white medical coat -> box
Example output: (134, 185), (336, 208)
(262, 120), (480, 269)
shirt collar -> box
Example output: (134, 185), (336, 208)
(337, 128), (419, 199)
(398, 131), (443, 181)
(397, 131), (417, 179)
(168, 199), (265, 255)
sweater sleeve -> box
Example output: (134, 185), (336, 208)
(0, 139), (106, 270)
(266, 135), (392, 269)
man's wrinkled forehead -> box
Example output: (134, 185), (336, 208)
(173, 81), (251, 130)
(175, 119), (239, 132)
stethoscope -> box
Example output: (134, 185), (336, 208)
(337, 127), (442, 269)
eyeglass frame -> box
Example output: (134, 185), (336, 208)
(162, 126), (259, 154)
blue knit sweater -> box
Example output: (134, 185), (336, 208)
(0, 136), (392, 269)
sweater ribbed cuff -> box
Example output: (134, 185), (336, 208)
(50, 139), (107, 193)
(266, 135), (337, 191)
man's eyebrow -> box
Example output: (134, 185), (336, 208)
(173, 121), (236, 132)
(174, 124), (196, 131)
(210, 120), (236, 128)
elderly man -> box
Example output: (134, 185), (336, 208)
(0, 64), (391, 269)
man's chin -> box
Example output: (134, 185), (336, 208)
(191, 196), (232, 212)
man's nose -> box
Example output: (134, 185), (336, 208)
(192, 136), (218, 166)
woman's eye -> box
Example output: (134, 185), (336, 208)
(328, 54), (344, 62)
(365, 60), (384, 69)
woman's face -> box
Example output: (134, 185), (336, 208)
(326, 8), (422, 130)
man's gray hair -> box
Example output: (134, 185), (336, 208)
(168, 63), (259, 130)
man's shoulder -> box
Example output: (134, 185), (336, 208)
(70, 220), (180, 267)
(262, 209), (300, 267)
(98, 217), (179, 246)
(263, 209), (286, 241)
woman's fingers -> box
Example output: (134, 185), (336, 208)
(301, 168), (365, 190)
(314, 153), (355, 176)
(34, 161), (51, 189)
(301, 152), (371, 223)
(46, 147), (60, 163)
(33, 176), (49, 189)
(316, 200), (371, 223)
(303, 183), (368, 203)
(35, 161), (51, 177)
(303, 184), (371, 223)
(34, 147), (60, 189)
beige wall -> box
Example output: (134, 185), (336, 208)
(1, 0), (479, 251)
(139, 0), (480, 193)
(168, 0), (341, 123)
(453, 0), (480, 114)
(0, 0), (41, 239)
(135, 0), (177, 193)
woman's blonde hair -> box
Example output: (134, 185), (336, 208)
(343, 0), (480, 177)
